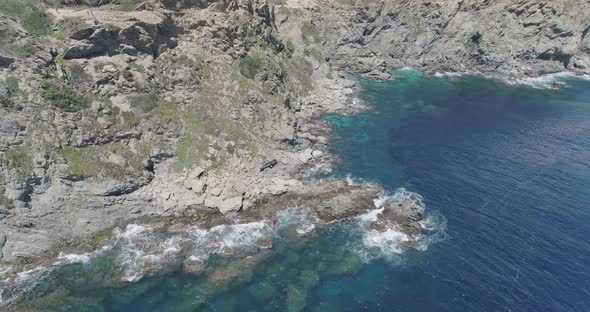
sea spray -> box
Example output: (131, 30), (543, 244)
(276, 207), (319, 237)
(352, 188), (446, 262)
(0, 220), (277, 307)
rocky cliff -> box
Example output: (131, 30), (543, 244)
(0, 0), (588, 286)
(275, 0), (590, 80)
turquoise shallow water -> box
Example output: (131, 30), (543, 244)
(5, 70), (590, 311)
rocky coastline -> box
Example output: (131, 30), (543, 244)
(1, 0), (589, 306)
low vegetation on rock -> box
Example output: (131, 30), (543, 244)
(40, 79), (87, 112)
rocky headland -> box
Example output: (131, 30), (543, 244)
(0, 0), (589, 305)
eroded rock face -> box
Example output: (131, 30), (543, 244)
(297, 0), (590, 78)
(58, 0), (113, 6)
(157, 0), (271, 18)
(63, 17), (178, 59)
(0, 55), (14, 69)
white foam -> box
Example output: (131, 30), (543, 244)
(373, 194), (389, 208)
(345, 174), (355, 186)
(0, 266), (13, 279)
(373, 188), (424, 208)
(345, 174), (365, 186)
(296, 223), (316, 236)
(14, 266), (47, 284)
(513, 72), (569, 89)
(114, 224), (148, 240)
(358, 207), (384, 224)
(162, 236), (182, 254)
(308, 161), (333, 175)
(351, 188), (446, 262)
(508, 71), (590, 89)
(57, 252), (91, 264)
(1, 220), (280, 306)
(207, 222), (273, 250)
(433, 72), (463, 78)
(362, 228), (409, 255)
(416, 213), (448, 251)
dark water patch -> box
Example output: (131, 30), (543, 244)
(326, 70), (590, 311)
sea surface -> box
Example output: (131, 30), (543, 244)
(6, 70), (590, 311)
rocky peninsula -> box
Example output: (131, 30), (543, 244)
(0, 0), (589, 305)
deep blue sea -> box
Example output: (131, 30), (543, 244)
(8, 70), (590, 311)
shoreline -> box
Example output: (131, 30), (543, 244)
(0, 65), (583, 307)
(2, 0), (590, 307)
(0, 68), (410, 307)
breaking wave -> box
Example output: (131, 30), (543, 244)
(352, 188), (447, 262)
(514, 72), (572, 89)
(1, 188), (446, 307)
(512, 72), (590, 89)
(0, 220), (277, 307)
(276, 207), (319, 236)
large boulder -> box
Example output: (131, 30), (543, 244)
(219, 195), (243, 215)
(0, 55), (14, 68)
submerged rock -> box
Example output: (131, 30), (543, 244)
(299, 269), (320, 290)
(286, 284), (308, 312)
(183, 256), (206, 275)
(249, 280), (278, 302)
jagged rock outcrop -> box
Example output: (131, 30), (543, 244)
(56, 0), (113, 6)
(63, 15), (178, 59)
(369, 200), (425, 237)
(280, 0), (590, 79)
(159, 0), (272, 23)
(0, 55), (14, 69)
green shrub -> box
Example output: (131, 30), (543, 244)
(0, 186), (13, 209)
(301, 22), (322, 44)
(0, 96), (15, 109)
(2, 145), (33, 181)
(239, 54), (265, 79)
(0, 25), (16, 43)
(41, 79), (87, 112)
(290, 56), (314, 94)
(0, 76), (19, 109)
(61, 143), (150, 180)
(122, 70), (134, 81)
(128, 62), (145, 73)
(284, 40), (295, 58)
(128, 93), (158, 115)
(121, 111), (139, 128)
(18, 43), (38, 55)
(278, 5), (290, 15)
(5, 76), (19, 94)
(63, 62), (93, 92)
(0, 0), (53, 36)
(54, 16), (86, 40)
(114, 0), (140, 11)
